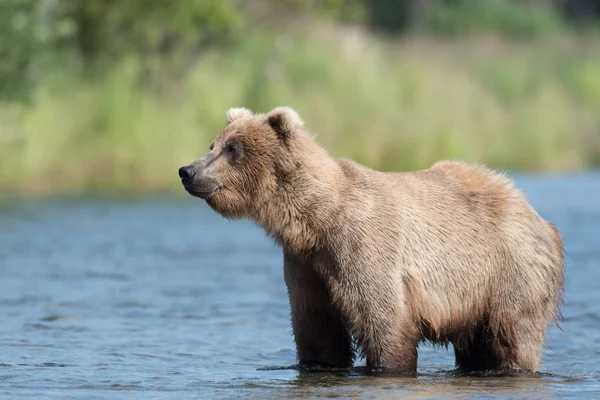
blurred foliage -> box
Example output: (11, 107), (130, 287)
(1, 30), (600, 195)
(62, 0), (241, 62)
(282, 0), (365, 21)
(0, 0), (242, 100)
(0, 0), (37, 100)
(3, 0), (600, 101)
(415, 0), (564, 37)
(1, 0), (600, 194)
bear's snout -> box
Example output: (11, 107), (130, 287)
(178, 163), (221, 199)
(178, 165), (197, 186)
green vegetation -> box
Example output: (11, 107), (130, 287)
(1, 1), (600, 195)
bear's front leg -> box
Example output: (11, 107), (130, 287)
(284, 253), (354, 369)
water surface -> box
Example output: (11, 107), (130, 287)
(1, 173), (599, 399)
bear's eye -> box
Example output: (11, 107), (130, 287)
(209, 143), (214, 151)
(223, 140), (243, 159)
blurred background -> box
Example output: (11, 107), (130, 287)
(2, 2), (600, 397)
(2, 0), (600, 196)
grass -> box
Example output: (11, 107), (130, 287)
(1, 25), (600, 195)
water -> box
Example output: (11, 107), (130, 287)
(1, 173), (599, 399)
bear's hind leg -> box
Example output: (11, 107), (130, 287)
(453, 320), (517, 372)
(508, 315), (546, 372)
(454, 315), (546, 373)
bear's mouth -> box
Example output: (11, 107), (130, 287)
(180, 173), (222, 200)
(186, 186), (221, 199)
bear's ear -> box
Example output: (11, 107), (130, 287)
(267, 107), (304, 140)
(226, 107), (253, 125)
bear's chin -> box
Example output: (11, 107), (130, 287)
(205, 195), (248, 220)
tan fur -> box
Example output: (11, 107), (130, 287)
(179, 107), (566, 374)
(225, 107), (253, 124)
(432, 160), (512, 224)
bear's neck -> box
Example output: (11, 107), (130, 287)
(254, 143), (345, 254)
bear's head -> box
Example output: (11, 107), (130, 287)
(178, 106), (308, 220)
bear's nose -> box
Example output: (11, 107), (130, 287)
(178, 165), (197, 185)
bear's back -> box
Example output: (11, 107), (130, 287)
(331, 159), (560, 333)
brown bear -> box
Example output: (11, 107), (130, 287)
(178, 106), (565, 374)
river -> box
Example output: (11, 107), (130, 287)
(1, 173), (599, 399)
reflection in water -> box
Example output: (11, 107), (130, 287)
(253, 366), (568, 398)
